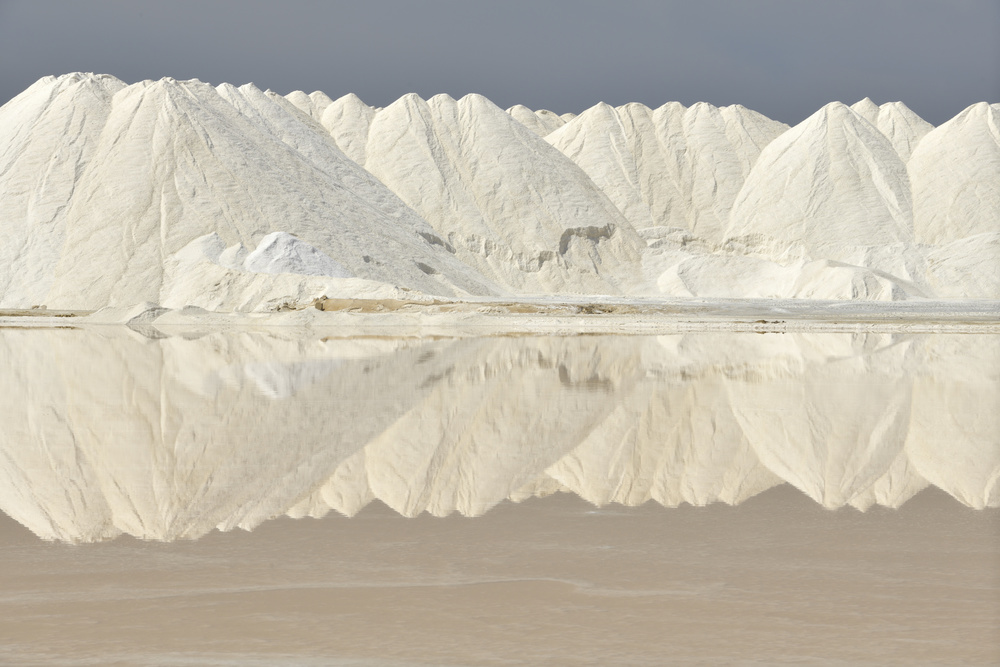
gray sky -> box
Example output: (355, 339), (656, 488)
(1, 0), (997, 125)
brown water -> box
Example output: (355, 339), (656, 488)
(0, 487), (997, 665)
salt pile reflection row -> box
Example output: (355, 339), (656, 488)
(0, 330), (995, 542)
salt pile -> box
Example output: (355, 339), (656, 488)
(849, 97), (934, 162)
(0, 73), (997, 311)
(910, 102), (1000, 244)
(505, 104), (567, 136)
(0, 74), (496, 310)
(726, 102), (913, 253)
(546, 100), (789, 242)
(349, 92), (645, 294)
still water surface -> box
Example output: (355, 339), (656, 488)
(0, 329), (996, 664)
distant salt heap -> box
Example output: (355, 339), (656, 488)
(0, 72), (996, 311)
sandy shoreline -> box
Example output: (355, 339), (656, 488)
(1, 297), (996, 336)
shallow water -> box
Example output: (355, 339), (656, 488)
(0, 329), (997, 664)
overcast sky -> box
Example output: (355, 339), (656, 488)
(1, 0), (996, 125)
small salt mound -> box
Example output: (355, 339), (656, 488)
(243, 232), (353, 278)
(656, 254), (799, 298)
(791, 260), (915, 301)
(160, 233), (412, 311)
(218, 243), (248, 270)
(505, 104), (566, 137)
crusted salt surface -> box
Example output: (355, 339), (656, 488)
(0, 74), (997, 310)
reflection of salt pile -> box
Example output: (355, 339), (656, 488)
(0, 73), (996, 310)
(906, 335), (1000, 509)
(0, 330), (994, 543)
(0, 330), (445, 542)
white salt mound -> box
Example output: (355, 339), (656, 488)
(0, 73), (126, 306)
(356, 92), (645, 294)
(726, 102), (913, 255)
(505, 104), (567, 136)
(243, 232), (352, 278)
(0, 74), (497, 309)
(0, 73), (997, 309)
(547, 100), (789, 244)
(910, 102), (1000, 245)
(849, 98), (933, 161)
(161, 233), (413, 312)
(318, 93), (376, 165)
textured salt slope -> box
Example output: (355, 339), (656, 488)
(1, 74), (998, 309)
(0, 74), (497, 309)
(341, 92), (646, 294)
(0, 329), (995, 543)
(0, 73), (126, 306)
(910, 102), (1000, 245)
(505, 104), (567, 136)
(547, 101), (789, 243)
(850, 97), (934, 162)
(727, 102), (913, 252)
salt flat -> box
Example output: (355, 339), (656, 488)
(1, 297), (996, 339)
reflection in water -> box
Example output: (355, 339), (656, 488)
(0, 329), (995, 542)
